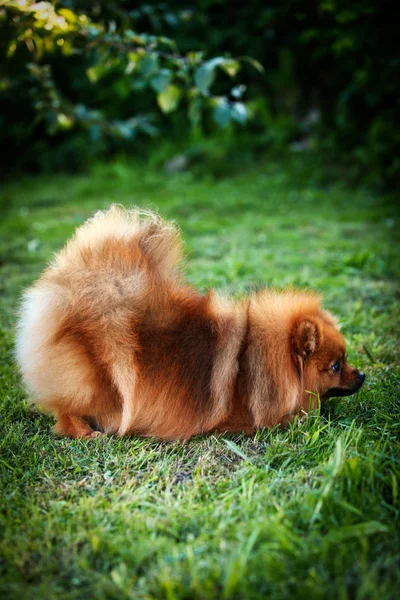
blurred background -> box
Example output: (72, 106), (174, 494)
(1, 0), (399, 188)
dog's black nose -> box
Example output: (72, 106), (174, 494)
(357, 371), (365, 382)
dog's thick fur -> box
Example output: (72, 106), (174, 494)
(16, 206), (364, 439)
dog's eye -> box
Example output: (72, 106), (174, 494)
(332, 361), (341, 372)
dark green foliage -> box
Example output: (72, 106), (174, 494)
(0, 0), (255, 172)
(0, 0), (399, 186)
(169, 0), (400, 187)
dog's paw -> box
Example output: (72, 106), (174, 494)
(86, 431), (105, 439)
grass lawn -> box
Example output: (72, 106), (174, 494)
(0, 156), (399, 599)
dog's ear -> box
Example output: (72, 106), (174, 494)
(292, 319), (319, 359)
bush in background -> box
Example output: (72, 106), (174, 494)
(0, 0), (398, 187)
(0, 0), (261, 171)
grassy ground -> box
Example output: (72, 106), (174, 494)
(1, 156), (399, 599)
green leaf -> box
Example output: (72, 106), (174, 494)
(219, 59), (240, 78)
(157, 85), (182, 113)
(188, 94), (202, 126)
(140, 54), (158, 78)
(113, 122), (136, 140)
(157, 36), (177, 49)
(194, 57), (224, 93)
(230, 102), (247, 124)
(134, 116), (159, 137)
(150, 69), (172, 93)
(86, 64), (104, 84)
(239, 56), (265, 73)
(56, 113), (73, 130)
(231, 84), (246, 99)
(89, 125), (101, 141)
(214, 101), (231, 127)
(58, 8), (78, 23)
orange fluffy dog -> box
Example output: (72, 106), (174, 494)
(16, 206), (365, 439)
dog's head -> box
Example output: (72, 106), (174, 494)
(292, 313), (365, 402)
(245, 291), (365, 427)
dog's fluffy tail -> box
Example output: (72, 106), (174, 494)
(54, 205), (183, 278)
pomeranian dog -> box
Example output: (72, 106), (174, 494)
(16, 206), (365, 439)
